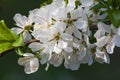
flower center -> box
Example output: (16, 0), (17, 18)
(24, 25), (32, 31)
(54, 32), (60, 40)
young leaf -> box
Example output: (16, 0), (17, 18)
(0, 20), (25, 54)
(12, 34), (25, 47)
(0, 20), (17, 42)
(90, 3), (106, 10)
(109, 10), (120, 28)
(0, 42), (14, 54)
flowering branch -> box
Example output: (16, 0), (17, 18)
(0, 0), (120, 74)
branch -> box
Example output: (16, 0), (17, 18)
(25, 39), (39, 45)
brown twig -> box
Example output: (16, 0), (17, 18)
(25, 39), (39, 45)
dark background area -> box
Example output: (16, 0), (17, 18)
(0, 0), (120, 80)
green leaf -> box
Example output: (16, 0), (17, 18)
(90, 3), (106, 10)
(0, 20), (25, 54)
(0, 42), (14, 54)
(108, 0), (120, 9)
(108, 0), (112, 5)
(0, 20), (17, 42)
(12, 34), (25, 47)
(109, 10), (120, 28)
(99, 0), (108, 8)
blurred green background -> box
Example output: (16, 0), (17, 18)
(0, 0), (120, 80)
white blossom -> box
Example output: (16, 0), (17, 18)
(95, 48), (110, 64)
(12, 13), (32, 42)
(18, 53), (39, 74)
(80, 0), (94, 7)
(13, 0), (120, 73)
(49, 52), (64, 67)
(94, 22), (117, 54)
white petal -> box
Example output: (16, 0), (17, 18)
(50, 53), (63, 67)
(98, 22), (111, 33)
(23, 53), (34, 57)
(53, 0), (65, 7)
(18, 53), (34, 66)
(73, 19), (88, 30)
(73, 42), (80, 48)
(54, 21), (66, 33)
(54, 44), (62, 54)
(52, 8), (67, 20)
(28, 13), (33, 25)
(24, 58), (39, 74)
(18, 57), (28, 66)
(118, 27), (120, 35)
(23, 31), (32, 42)
(32, 29), (54, 43)
(70, 8), (82, 19)
(113, 34), (120, 47)
(65, 26), (74, 34)
(78, 48), (86, 60)
(81, 51), (93, 65)
(106, 43), (115, 54)
(74, 29), (82, 39)
(61, 33), (73, 41)
(111, 24), (117, 33)
(95, 36), (109, 47)
(95, 49), (110, 63)
(98, 13), (107, 20)
(58, 40), (68, 49)
(94, 30), (104, 39)
(67, 0), (76, 8)
(14, 13), (27, 28)
(40, 46), (53, 64)
(11, 28), (23, 34)
(84, 34), (90, 46)
(105, 53), (110, 64)
(64, 47), (73, 53)
(64, 53), (80, 70)
(29, 42), (43, 52)
(80, 0), (94, 7)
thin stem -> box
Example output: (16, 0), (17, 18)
(25, 39), (39, 45)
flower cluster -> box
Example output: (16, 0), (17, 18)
(12, 0), (120, 74)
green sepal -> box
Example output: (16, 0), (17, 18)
(15, 46), (32, 56)
(15, 48), (24, 56)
